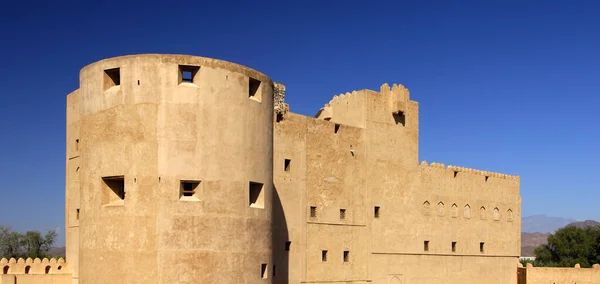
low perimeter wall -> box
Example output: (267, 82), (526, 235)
(0, 258), (71, 284)
(522, 263), (600, 284)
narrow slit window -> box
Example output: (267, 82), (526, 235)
(180, 180), (200, 199)
(284, 159), (291, 172)
(343, 251), (350, 262)
(178, 65), (200, 84)
(102, 176), (125, 203)
(45, 265), (50, 274)
(374, 206), (380, 218)
(272, 265), (276, 277)
(310, 206), (317, 218)
(334, 123), (340, 133)
(424, 241), (430, 252)
(249, 182), (264, 208)
(322, 250), (328, 262)
(285, 241), (291, 251)
(392, 111), (405, 126)
(104, 68), (120, 90)
(340, 208), (346, 220)
(261, 263), (267, 279)
(249, 77), (262, 101)
(453, 171), (458, 178)
(480, 242), (485, 253)
(76, 208), (80, 220)
(452, 242), (457, 252)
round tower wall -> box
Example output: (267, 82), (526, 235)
(76, 54), (274, 283)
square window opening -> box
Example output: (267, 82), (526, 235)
(284, 159), (291, 172)
(310, 206), (317, 218)
(178, 65), (200, 84)
(480, 242), (485, 253)
(180, 180), (200, 199)
(374, 206), (380, 218)
(260, 263), (267, 279)
(452, 242), (457, 252)
(249, 182), (264, 208)
(343, 250), (350, 262)
(424, 240), (429, 252)
(104, 68), (120, 91)
(392, 111), (406, 126)
(340, 208), (346, 220)
(321, 250), (328, 262)
(285, 241), (291, 251)
(249, 77), (262, 101)
(102, 176), (125, 204)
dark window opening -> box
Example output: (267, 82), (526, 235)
(57, 266), (62, 271)
(340, 208), (346, 220)
(310, 206), (317, 218)
(424, 241), (430, 252)
(392, 111), (405, 126)
(374, 206), (380, 218)
(272, 265), (276, 277)
(284, 159), (291, 172)
(261, 263), (267, 279)
(452, 242), (457, 252)
(104, 68), (120, 90)
(485, 176), (489, 182)
(103, 176), (125, 200)
(179, 65), (200, 84)
(249, 182), (264, 208)
(343, 251), (350, 262)
(25, 265), (30, 274)
(480, 242), (485, 253)
(276, 113), (284, 122)
(322, 250), (328, 262)
(45, 265), (50, 274)
(180, 180), (200, 198)
(249, 77), (261, 100)
(285, 241), (291, 251)
(453, 171), (458, 178)
(334, 123), (340, 133)
(3, 266), (8, 274)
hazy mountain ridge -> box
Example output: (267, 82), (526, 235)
(521, 217), (600, 257)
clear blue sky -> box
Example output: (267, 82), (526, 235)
(1, 1), (599, 245)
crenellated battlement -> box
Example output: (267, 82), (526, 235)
(0, 257), (68, 275)
(420, 161), (520, 181)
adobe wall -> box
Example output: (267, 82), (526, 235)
(525, 264), (600, 284)
(0, 258), (71, 284)
(65, 90), (80, 284)
(71, 54), (275, 283)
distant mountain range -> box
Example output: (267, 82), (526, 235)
(521, 216), (600, 257)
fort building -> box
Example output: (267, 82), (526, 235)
(1, 54), (597, 284)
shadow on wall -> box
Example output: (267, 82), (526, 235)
(272, 186), (289, 284)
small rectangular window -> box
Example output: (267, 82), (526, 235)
(334, 123), (340, 133)
(180, 180), (200, 200)
(261, 263), (267, 279)
(452, 242), (457, 252)
(480, 242), (485, 253)
(424, 241), (429, 252)
(285, 241), (291, 251)
(374, 206), (380, 218)
(102, 176), (125, 203)
(178, 65), (200, 85)
(343, 251), (350, 262)
(322, 250), (328, 262)
(249, 77), (262, 101)
(272, 265), (276, 277)
(284, 159), (291, 172)
(340, 208), (346, 220)
(104, 68), (120, 91)
(310, 206), (317, 218)
(249, 182), (264, 208)
(392, 111), (405, 126)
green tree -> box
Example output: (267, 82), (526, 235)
(0, 226), (57, 259)
(534, 225), (600, 267)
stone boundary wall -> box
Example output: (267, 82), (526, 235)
(420, 161), (520, 181)
(0, 258), (68, 275)
(523, 263), (600, 284)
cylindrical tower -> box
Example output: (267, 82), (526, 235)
(68, 54), (274, 283)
